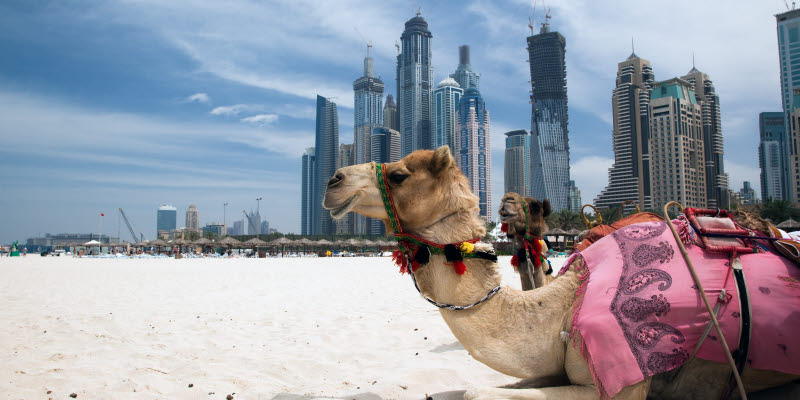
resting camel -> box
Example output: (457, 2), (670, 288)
(498, 192), (554, 290)
(323, 146), (798, 399)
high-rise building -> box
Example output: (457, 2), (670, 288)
(314, 95), (339, 235)
(595, 53), (655, 210)
(504, 129), (530, 197)
(353, 52), (384, 166)
(776, 9), (800, 200)
(527, 19), (570, 212)
(789, 89), (800, 202)
(434, 77), (463, 150)
(455, 87), (492, 222)
(649, 78), (707, 209)
(398, 13), (434, 156)
(185, 204), (199, 232)
(739, 181), (758, 205)
(156, 205), (177, 238)
(450, 45), (480, 90)
(202, 223), (225, 238)
(568, 180), (582, 211)
(682, 66), (728, 208)
(338, 143), (355, 170)
(370, 126), (402, 235)
(233, 220), (244, 236)
(260, 220), (270, 235)
(383, 94), (398, 131)
(336, 143), (355, 235)
(245, 210), (261, 235)
(301, 147), (316, 236)
(759, 112), (785, 202)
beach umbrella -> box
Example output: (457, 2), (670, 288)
(244, 237), (268, 247)
(316, 239), (333, 245)
(217, 237), (242, 254)
(777, 218), (800, 230)
(294, 237), (314, 253)
(567, 229), (582, 236)
(268, 237), (294, 256)
(84, 240), (102, 246)
(192, 238), (212, 246)
(148, 239), (168, 254)
(547, 228), (567, 235)
(171, 238), (187, 253)
(333, 239), (345, 249)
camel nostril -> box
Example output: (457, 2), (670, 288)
(328, 172), (345, 187)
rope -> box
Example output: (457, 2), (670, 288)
(663, 201), (747, 400)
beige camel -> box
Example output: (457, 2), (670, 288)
(323, 146), (798, 399)
(498, 192), (554, 289)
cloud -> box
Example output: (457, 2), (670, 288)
(210, 103), (315, 120)
(240, 113), (278, 125)
(570, 156), (614, 205)
(185, 92), (210, 103)
(210, 104), (260, 116)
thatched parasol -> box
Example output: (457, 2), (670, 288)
(316, 239), (333, 246)
(244, 237), (268, 247)
(777, 218), (800, 230)
(133, 240), (150, 247)
(333, 239), (345, 249)
(567, 228), (582, 236)
(149, 239), (168, 247)
(172, 238), (187, 246)
(217, 236), (242, 247)
(268, 237), (294, 256)
(192, 238), (212, 246)
(546, 228), (567, 235)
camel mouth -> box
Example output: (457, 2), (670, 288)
(498, 209), (517, 222)
(328, 195), (357, 219)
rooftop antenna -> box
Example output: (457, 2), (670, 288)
(631, 37), (635, 54)
(692, 52), (695, 69)
(416, 6), (422, 16)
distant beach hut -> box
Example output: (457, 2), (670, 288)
(268, 237), (294, 257)
(191, 238), (213, 254)
(295, 237), (314, 253)
(244, 237), (268, 248)
(171, 238), (187, 254)
(149, 239), (168, 254)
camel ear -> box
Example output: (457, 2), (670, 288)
(431, 146), (453, 175)
(541, 199), (552, 217)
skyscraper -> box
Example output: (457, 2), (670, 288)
(314, 95), (339, 235)
(595, 52), (655, 210)
(739, 181), (758, 205)
(682, 66), (728, 208)
(185, 204), (199, 232)
(434, 77), (463, 149)
(336, 143), (355, 235)
(649, 78), (707, 209)
(353, 52), (384, 166)
(776, 9), (800, 200)
(504, 129), (530, 197)
(527, 19), (570, 211)
(455, 87), (492, 222)
(370, 126), (402, 235)
(383, 94), (398, 131)
(301, 147), (316, 236)
(759, 112), (785, 202)
(789, 88), (800, 202)
(156, 205), (177, 238)
(568, 180), (582, 211)
(450, 45), (480, 90)
(245, 210), (261, 235)
(398, 13), (434, 156)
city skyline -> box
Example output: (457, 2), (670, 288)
(0, 1), (787, 243)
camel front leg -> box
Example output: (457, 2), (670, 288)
(464, 380), (649, 400)
(531, 261), (546, 288)
(519, 261), (534, 291)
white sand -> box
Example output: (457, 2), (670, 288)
(1, 255), (797, 400)
(0, 255), (532, 399)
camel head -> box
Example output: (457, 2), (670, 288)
(498, 192), (551, 238)
(323, 146), (483, 236)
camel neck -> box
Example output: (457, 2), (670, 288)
(407, 209), (485, 244)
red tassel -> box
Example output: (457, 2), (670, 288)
(510, 254), (519, 271)
(392, 250), (409, 274)
(526, 240), (542, 270)
(411, 259), (420, 272)
(453, 260), (467, 275)
(501, 223), (508, 233)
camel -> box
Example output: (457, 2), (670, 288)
(323, 146), (798, 399)
(498, 192), (554, 289)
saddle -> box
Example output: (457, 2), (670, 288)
(574, 201), (664, 253)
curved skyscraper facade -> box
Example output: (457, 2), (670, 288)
(455, 88), (492, 222)
(398, 14), (434, 156)
(527, 22), (570, 211)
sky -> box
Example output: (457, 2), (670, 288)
(0, 0), (790, 243)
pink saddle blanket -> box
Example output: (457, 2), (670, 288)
(565, 220), (800, 398)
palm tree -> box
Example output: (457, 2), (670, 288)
(758, 199), (800, 222)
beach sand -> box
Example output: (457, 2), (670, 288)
(1, 255), (797, 399)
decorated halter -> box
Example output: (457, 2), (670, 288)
(501, 197), (546, 271)
(375, 162), (500, 310)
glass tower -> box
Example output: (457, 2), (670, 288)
(527, 21), (570, 211)
(398, 13), (434, 156)
(504, 129), (530, 197)
(455, 87), (492, 222)
(450, 45), (480, 90)
(776, 9), (800, 200)
(301, 147), (315, 235)
(314, 95), (339, 235)
(353, 54), (384, 235)
(156, 205), (177, 237)
(434, 77), (462, 150)
(370, 127), (401, 235)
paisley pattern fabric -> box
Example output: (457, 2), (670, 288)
(572, 220), (800, 398)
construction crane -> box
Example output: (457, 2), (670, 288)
(243, 210), (259, 234)
(353, 26), (373, 57)
(119, 208), (144, 242)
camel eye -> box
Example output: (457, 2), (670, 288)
(389, 172), (409, 185)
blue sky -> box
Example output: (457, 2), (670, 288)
(0, 0), (788, 243)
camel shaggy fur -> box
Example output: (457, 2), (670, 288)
(323, 146), (798, 399)
(498, 192), (554, 289)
